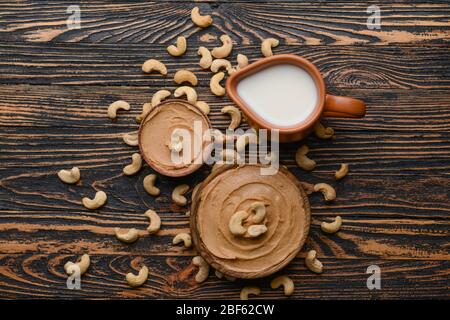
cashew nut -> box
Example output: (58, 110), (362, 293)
(261, 38), (279, 57)
(314, 183), (336, 201)
(211, 34), (233, 59)
(167, 36), (187, 57)
(221, 106), (241, 129)
(64, 254), (90, 276)
(321, 216), (342, 234)
(236, 132), (257, 153)
(295, 145), (316, 171)
(172, 184), (189, 206)
(185, 210), (190, 217)
(136, 102), (152, 123)
(198, 46), (213, 69)
(246, 224), (267, 238)
(123, 153), (142, 176)
(191, 7), (212, 28)
(314, 121), (334, 139)
(210, 72), (226, 96)
(114, 227), (139, 243)
(219, 149), (241, 164)
(126, 265), (148, 288)
(335, 163), (349, 180)
(192, 256), (209, 283)
(58, 167), (80, 184)
(82, 191), (107, 210)
(264, 151), (277, 164)
(108, 100), (130, 119)
(229, 210), (250, 236)
(174, 70), (198, 86)
(174, 86), (197, 103)
(168, 128), (185, 154)
(270, 275), (294, 296)
(144, 209), (161, 234)
(195, 101), (210, 115)
(305, 250), (323, 274)
(173, 233), (192, 248)
(142, 59), (167, 75)
(151, 89), (171, 107)
(123, 131), (139, 147)
(248, 201), (266, 224)
(211, 59), (233, 74)
(240, 286), (261, 300)
(236, 53), (249, 70)
(143, 174), (160, 196)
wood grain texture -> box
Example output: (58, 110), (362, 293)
(0, 1), (449, 45)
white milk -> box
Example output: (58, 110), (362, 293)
(236, 64), (318, 127)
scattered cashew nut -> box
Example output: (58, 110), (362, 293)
(198, 46), (213, 69)
(221, 106), (241, 129)
(270, 275), (294, 296)
(240, 286), (261, 300)
(321, 216), (342, 234)
(195, 101), (210, 115)
(192, 256), (209, 283)
(126, 265), (148, 288)
(143, 174), (160, 196)
(82, 191), (107, 210)
(314, 121), (334, 139)
(108, 100), (130, 119)
(123, 153), (142, 176)
(236, 132), (257, 153)
(261, 38), (279, 57)
(142, 59), (167, 75)
(172, 184), (189, 206)
(305, 250), (323, 274)
(123, 131), (139, 147)
(314, 183), (336, 201)
(64, 254), (90, 276)
(295, 145), (316, 171)
(229, 210), (250, 236)
(144, 209), (161, 234)
(191, 7), (213, 28)
(210, 72), (226, 96)
(58, 167), (80, 184)
(151, 89), (171, 107)
(136, 102), (152, 123)
(246, 224), (267, 238)
(212, 34), (233, 59)
(211, 59), (233, 74)
(167, 36), (187, 57)
(174, 70), (198, 86)
(173, 233), (192, 248)
(174, 86), (197, 103)
(114, 227), (139, 243)
(335, 163), (349, 180)
(237, 54), (249, 70)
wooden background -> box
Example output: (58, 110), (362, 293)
(0, 0), (449, 299)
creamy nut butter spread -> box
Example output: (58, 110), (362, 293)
(139, 100), (210, 177)
(191, 164), (310, 278)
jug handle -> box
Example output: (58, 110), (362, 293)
(323, 94), (366, 118)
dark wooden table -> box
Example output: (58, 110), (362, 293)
(0, 1), (449, 300)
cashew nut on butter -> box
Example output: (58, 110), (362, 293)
(195, 101), (210, 115)
(221, 106), (241, 129)
(246, 224), (267, 238)
(82, 191), (107, 210)
(211, 59), (233, 74)
(142, 59), (167, 75)
(192, 256), (209, 283)
(335, 163), (349, 180)
(305, 250), (323, 274)
(58, 167), (80, 184)
(64, 254), (90, 276)
(229, 210), (250, 236)
(314, 121), (334, 139)
(198, 46), (213, 69)
(114, 227), (139, 243)
(123, 153), (142, 176)
(174, 70), (198, 86)
(174, 86), (197, 103)
(261, 38), (279, 57)
(314, 183), (336, 201)
(173, 233), (192, 248)
(144, 209), (161, 234)
(270, 275), (294, 296)
(123, 131), (139, 147)
(295, 145), (316, 171)
(108, 100), (130, 119)
(248, 201), (266, 224)
(169, 128), (185, 153)
(191, 7), (213, 28)
(212, 35), (233, 59)
(321, 216), (342, 234)
(237, 54), (249, 70)
(151, 89), (171, 107)
(167, 36), (187, 56)
(143, 174), (160, 196)
(240, 286), (261, 300)
(210, 72), (226, 96)
(126, 265), (148, 288)
(172, 184), (189, 206)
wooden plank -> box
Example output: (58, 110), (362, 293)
(0, 254), (448, 299)
(0, 43), (449, 89)
(0, 1), (448, 45)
